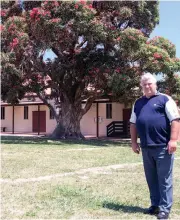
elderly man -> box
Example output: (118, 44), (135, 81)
(130, 73), (180, 219)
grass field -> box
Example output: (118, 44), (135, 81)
(1, 136), (180, 219)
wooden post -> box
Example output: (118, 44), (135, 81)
(12, 105), (15, 134)
(38, 105), (40, 135)
(96, 102), (99, 138)
(123, 120), (128, 137)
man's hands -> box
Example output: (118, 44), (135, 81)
(131, 142), (140, 154)
(131, 140), (177, 154)
(168, 140), (177, 154)
(168, 119), (179, 154)
(130, 124), (140, 154)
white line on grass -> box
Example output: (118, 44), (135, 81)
(1, 157), (180, 185)
(1, 162), (143, 184)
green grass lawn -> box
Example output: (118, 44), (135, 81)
(1, 136), (180, 219)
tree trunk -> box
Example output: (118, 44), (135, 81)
(50, 98), (85, 140)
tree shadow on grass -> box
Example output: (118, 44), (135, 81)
(1, 135), (132, 147)
(103, 201), (145, 214)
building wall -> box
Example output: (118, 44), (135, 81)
(15, 106), (32, 132)
(1, 105), (56, 133)
(80, 102), (124, 136)
(98, 102), (124, 136)
(1, 106), (13, 132)
(80, 103), (97, 136)
(1, 102), (123, 136)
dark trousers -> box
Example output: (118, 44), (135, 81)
(141, 147), (174, 213)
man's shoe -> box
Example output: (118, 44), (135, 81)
(157, 211), (169, 219)
(144, 206), (159, 215)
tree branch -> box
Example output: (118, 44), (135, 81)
(37, 92), (59, 123)
(51, 47), (64, 59)
(82, 95), (97, 115)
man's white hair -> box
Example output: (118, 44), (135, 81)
(140, 73), (157, 86)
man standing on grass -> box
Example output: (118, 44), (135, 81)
(130, 73), (180, 219)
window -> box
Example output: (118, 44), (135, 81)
(106, 103), (112, 119)
(1, 107), (5, 120)
(24, 106), (28, 119)
(50, 109), (55, 119)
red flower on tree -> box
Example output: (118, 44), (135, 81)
(128, 36), (136, 41)
(18, 32), (25, 37)
(88, 4), (93, 9)
(110, 26), (116, 30)
(152, 60), (159, 64)
(0, 25), (4, 32)
(50, 18), (61, 23)
(8, 24), (16, 33)
(0, 10), (6, 17)
(30, 8), (50, 21)
(10, 38), (19, 49)
(75, 4), (79, 9)
(30, 8), (39, 20)
(116, 37), (121, 41)
(80, 0), (86, 5)
(115, 68), (121, 73)
(53, 0), (59, 7)
(153, 52), (162, 59)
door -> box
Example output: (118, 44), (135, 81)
(123, 108), (132, 121)
(32, 111), (46, 132)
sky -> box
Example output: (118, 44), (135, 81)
(44, 1), (180, 63)
(150, 1), (180, 79)
(150, 1), (180, 58)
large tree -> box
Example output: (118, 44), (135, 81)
(157, 72), (180, 104)
(1, 1), (180, 139)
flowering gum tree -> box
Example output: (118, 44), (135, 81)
(157, 73), (180, 104)
(1, 1), (180, 139)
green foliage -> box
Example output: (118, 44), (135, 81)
(1, 0), (179, 109)
(157, 73), (180, 103)
(147, 36), (176, 58)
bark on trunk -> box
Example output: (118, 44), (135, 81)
(50, 99), (84, 140)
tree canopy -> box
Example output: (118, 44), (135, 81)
(1, 0), (180, 138)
